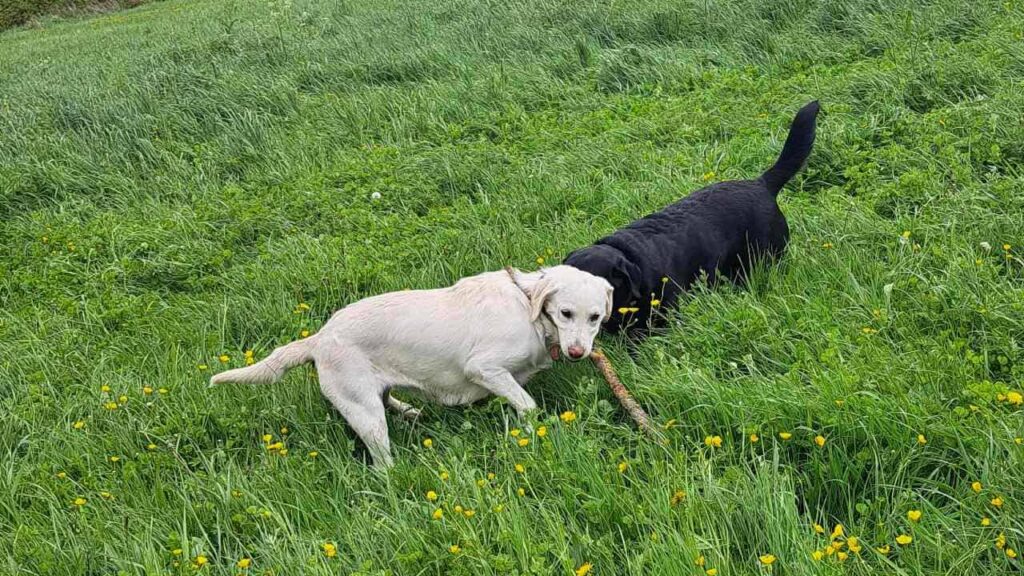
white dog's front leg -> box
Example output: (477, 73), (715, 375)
(466, 366), (538, 418)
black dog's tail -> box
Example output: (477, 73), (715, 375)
(760, 100), (820, 196)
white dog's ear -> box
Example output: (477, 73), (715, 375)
(530, 277), (557, 322)
(604, 284), (614, 320)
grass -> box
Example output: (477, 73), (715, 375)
(1, 0), (1023, 574)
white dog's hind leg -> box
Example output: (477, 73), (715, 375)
(466, 366), (538, 419)
(317, 357), (394, 468)
(386, 394), (421, 421)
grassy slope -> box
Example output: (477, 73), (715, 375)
(1, 0), (1023, 574)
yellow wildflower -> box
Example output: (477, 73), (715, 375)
(650, 299), (661, 307)
(265, 442), (284, 451)
(439, 471), (449, 481)
(517, 487), (525, 497)
(518, 438), (529, 447)
(463, 509), (475, 518)
(991, 496), (1004, 507)
(448, 544), (461, 554)
(617, 307), (629, 314)
(322, 542), (337, 558)
(476, 479), (486, 488)
(907, 510), (922, 522)
(812, 523), (825, 534)
(109, 455), (120, 463)
(695, 555), (706, 566)
(811, 550), (823, 561)
(236, 558), (251, 569)
(814, 435), (826, 448)
(308, 451), (319, 458)
(831, 524), (844, 539)
(661, 277), (669, 284)
(837, 551), (849, 561)
(705, 569), (717, 576)
(158, 388), (168, 394)
(300, 330), (310, 338)
(104, 401), (117, 410)
(1007, 391), (1023, 405)
(972, 481), (983, 493)
(537, 426), (547, 437)
(896, 534), (913, 546)
(996, 533), (1006, 549)
(876, 544), (891, 555)
(617, 461), (628, 473)
(56, 472), (67, 479)
(982, 517), (991, 526)
(1004, 244), (1012, 251)
(704, 435), (722, 448)
(670, 490), (686, 506)
(262, 434), (273, 443)
(426, 490), (438, 501)
(487, 472), (496, 480)
(73, 420), (86, 430)
(194, 555), (208, 567)
(147, 443), (157, 451)
(101, 385), (111, 393)
(575, 562), (593, 576)
(759, 554), (776, 565)
(422, 438), (433, 448)
(218, 355), (230, 363)
(171, 549), (182, 556)
(779, 432), (792, 440)
(749, 433), (760, 443)
(1008, 548), (1018, 559)
(72, 497), (87, 506)
(515, 463), (525, 473)
(432, 508), (443, 520)
(510, 428), (521, 437)
(142, 386), (153, 395)
(847, 536), (861, 554)
(917, 434), (927, 445)
(560, 410), (577, 423)
(118, 394), (128, 404)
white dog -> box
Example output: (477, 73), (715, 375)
(210, 265), (613, 467)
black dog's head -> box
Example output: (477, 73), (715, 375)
(564, 244), (643, 314)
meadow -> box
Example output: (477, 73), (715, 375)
(1, 0), (1023, 574)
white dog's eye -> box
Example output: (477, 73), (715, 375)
(561, 309), (573, 319)
(588, 313), (600, 323)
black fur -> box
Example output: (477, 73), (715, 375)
(565, 100), (820, 333)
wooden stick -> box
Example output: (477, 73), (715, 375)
(590, 349), (664, 442)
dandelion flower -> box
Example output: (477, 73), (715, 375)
(439, 471), (449, 481)
(109, 455), (120, 463)
(73, 420), (86, 430)
(575, 562), (593, 576)
(142, 386), (153, 395)
(749, 433), (760, 443)
(537, 426), (547, 437)
(158, 388), (168, 394)
(972, 481), (983, 493)
(518, 438), (529, 447)
(218, 355), (230, 363)
(236, 558), (251, 569)
(991, 496), (1004, 507)
(779, 432), (792, 440)
(831, 524), (844, 539)
(517, 487), (526, 497)
(617, 461), (628, 473)
(104, 401), (118, 411)
(463, 509), (475, 518)
(560, 411), (577, 423)
(262, 434), (273, 443)
(422, 438), (433, 448)
(426, 491), (438, 502)
(759, 554), (776, 565)
(896, 534), (913, 546)
(322, 542), (337, 558)
(847, 537), (862, 554)
(1007, 548), (1017, 559)
(917, 434), (927, 445)
(812, 523), (825, 534)
(982, 517), (991, 526)
(811, 550), (824, 561)
(705, 569), (717, 576)
(147, 443), (157, 451)
(73, 497), (87, 506)
(515, 463), (525, 473)
(996, 533), (1006, 549)
(876, 544), (891, 555)
(308, 451), (319, 458)
(101, 385), (111, 393)
(695, 555), (706, 566)
(650, 299), (661, 307)
(1007, 391), (1023, 405)
(300, 330), (310, 338)
(907, 510), (922, 522)
(194, 555), (208, 567)
(670, 490), (686, 506)
(704, 435), (722, 448)
(487, 472), (496, 480)
(448, 544), (461, 554)
(814, 435), (826, 448)
(476, 479), (486, 488)
(432, 508), (443, 520)
(56, 472), (67, 479)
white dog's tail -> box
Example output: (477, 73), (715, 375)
(209, 337), (315, 386)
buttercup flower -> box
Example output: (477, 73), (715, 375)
(779, 432), (792, 440)
(831, 524), (844, 539)
(236, 558), (251, 569)
(517, 487), (525, 497)
(439, 471), (449, 480)
(518, 438), (529, 447)
(749, 433), (759, 443)
(422, 438), (433, 448)
(560, 411), (577, 423)
(695, 555), (706, 566)
(811, 550), (823, 561)
(907, 510), (922, 522)
(575, 562), (593, 576)
(218, 355), (230, 363)
(432, 508), (443, 520)
(705, 569), (717, 576)
(193, 555), (208, 568)
(876, 544), (891, 555)
(142, 386), (153, 395)
(322, 543), (337, 558)
(812, 523), (825, 534)
(982, 517), (991, 526)
(426, 491), (438, 501)
(972, 481), (983, 493)
(73, 420), (86, 429)
(896, 534), (913, 546)
(448, 544), (461, 554)
(670, 490), (686, 506)
(759, 554), (776, 565)
(991, 496), (1004, 508)
(617, 461), (628, 473)
(308, 451), (319, 458)
(537, 426), (547, 437)
(73, 497), (87, 506)
(704, 435), (722, 448)
(917, 434), (927, 445)
(514, 463), (525, 473)
(814, 435), (826, 448)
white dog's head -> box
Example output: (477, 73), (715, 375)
(527, 265), (613, 361)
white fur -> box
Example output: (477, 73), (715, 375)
(210, 265), (613, 467)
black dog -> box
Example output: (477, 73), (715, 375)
(565, 100), (820, 333)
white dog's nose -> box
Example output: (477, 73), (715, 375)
(567, 345), (585, 359)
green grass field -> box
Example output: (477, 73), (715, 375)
(2, 0), (1024, 574)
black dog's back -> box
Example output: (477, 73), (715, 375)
(566, 101), (820, 333)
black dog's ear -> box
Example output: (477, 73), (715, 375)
(614, 256), (643, 303)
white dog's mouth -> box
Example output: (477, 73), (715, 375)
(549, 345), (560, 361)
